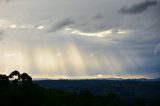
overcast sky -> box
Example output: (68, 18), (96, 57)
(0, 0), (159, 79)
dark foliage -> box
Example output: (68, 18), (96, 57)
(0, 71), (160, 106)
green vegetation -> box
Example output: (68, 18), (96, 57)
(0, 71), (159, 106)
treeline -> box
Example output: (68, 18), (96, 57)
(0, 71), (159, 106)
(0, 70), (32, 85)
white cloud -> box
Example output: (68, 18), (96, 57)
(0, 19), (44, 30)
(37, 26), (45, 30)
(65, 28), (129, 38)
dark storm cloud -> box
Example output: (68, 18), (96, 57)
(46, 13), (105, 33)
(119, 1), (158, 14)
(48, 18), (75, 32)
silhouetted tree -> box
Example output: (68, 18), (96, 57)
(9, 70), (21, 80)
(20, 73), (32, 84)
(8, 70), (21, 86)
(0, 74), (9, 84)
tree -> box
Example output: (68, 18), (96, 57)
(8, 70), (21, 80)
(20, 73), (32, 84)
(0, 74), (9, 84)
(8, 70), (21, 86)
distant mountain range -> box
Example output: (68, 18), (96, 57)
(33, 77), (160, 81)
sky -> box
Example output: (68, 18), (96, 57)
(0, 0), (160, 79)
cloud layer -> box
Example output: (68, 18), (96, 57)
(0, 0), (159, 78)
(48, 18), (75, 32)
(119, 1), (158, 14)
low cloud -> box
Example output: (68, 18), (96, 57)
(48, 18), (75, 32)
(65, 28), (129, 38)
(119, 1), (158, 14)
